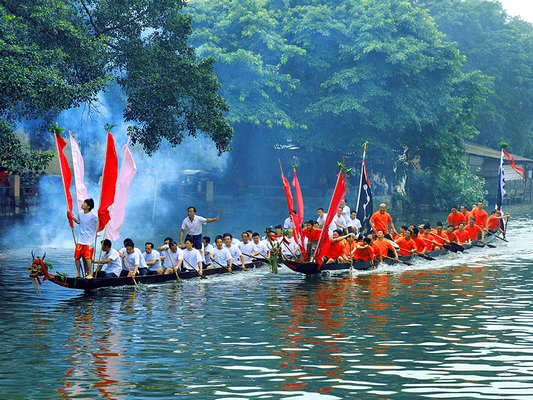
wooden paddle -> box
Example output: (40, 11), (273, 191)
(385, 256), (413, 266)
(398, 247), (435, 260)
(241, 252), (268, 263)
(485, 230), (508, 242)
(122, 257), (138, 287)
(166, 249), (183, 283)
(210, 257), (234, 274)
(432, 233), (465, 252)
(182, 256), (208, 279)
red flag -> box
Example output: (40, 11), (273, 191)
(97, 132), (118, 232)
(314, 170), (346, 267)
(55, 134), (74, 228)
(502, 149), (526, 178)
(282, 173), (294, 214)
(291, 168), (306, 257)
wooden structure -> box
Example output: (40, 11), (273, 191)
(464, 141), (533, 205)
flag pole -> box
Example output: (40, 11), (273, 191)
(93, 132), (110, 275)
(55, 131), (77, 247)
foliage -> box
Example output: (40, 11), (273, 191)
(415, 0), (533, 158)
(0, 121), (53, 175)
(0, 0), (232, 155)
(189, 0), (489, 206)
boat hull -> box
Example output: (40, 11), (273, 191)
(49, 261), (267, 291)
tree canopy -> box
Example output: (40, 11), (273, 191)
(0, 0), (232, 172)
(188, 0), (489, 206)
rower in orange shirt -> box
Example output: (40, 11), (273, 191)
(395, 229), (417, 256)
(432, 222), (450, 249)
(471, 201), (489, 230)
(464, 218), (484, 243)
(325, 230), (351, 264)
(454, 222), (469, 244)
(373, 230), (399, 262)
(460, 204), (473, 222)
(302, 219), (322, 259)
(446, 225), (459, 243)
(487, 210), (509, 236)
(447, 206), (466, 227)
(352, 237), (375, 267)
(411, 227), (427, 254)
(370, 203), (397, 240)
(419, 223), (436, 252)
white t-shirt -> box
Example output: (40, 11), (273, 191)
(119, 247), (148, 271)
(77, 211), (98, 245)
(283, 216), (294, 229)
(282, 236), (299, 256)
(333, 214), (346, 230)
(181, 215), (207, 236)
(317, 213), (334, 232)
(351, 217), (362, 231)
(203, 243), (214, 266)
(101, 249), (122, 277)
(254, 241), (270, 258)
(342, 205), (351, 226)
(143, 250), (160, 271)
(161, 247), (183, 269)
(238, 241), (256, 263)
(226, 244), (242, 265)
(212, 247), (232, 266)
(182, 248), (203, 270)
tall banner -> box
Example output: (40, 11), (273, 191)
(69, 132), (89, 212)
(105, 138), (137, 241)
(55, 134), (74, 228)
(355, 146), (374, 235)
(291, 168), (306, 256)
(97, 132), (119, 232)
(313, 170), (346, 267)
(496, 149), (505, 212)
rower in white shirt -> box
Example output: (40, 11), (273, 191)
(181, 238), (204, 275)
(119, 238), (149, 277)
(283, 216), (295, 230)
(223, 233), (246, 270)
(350, 211), (362, 234)
(252, 232), (270, 260)
(179, 206), (220, 250)
(160, 240), (184, 275)
(333, 207), (349, 234)
(143, 242), (162, 275)
(94, 239), (122, 278)
(281, 229), (299, 258)
(238, 232), (256, 266)
(340, 199), (351, 227)
(211, 236), (233, 271)
(203, 236), (215, 269)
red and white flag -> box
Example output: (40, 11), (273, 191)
(97, 132), (118, 232)
(69, 132), (89, 212)
(105, 137), (137, 241)
(55, 134), (74, 228)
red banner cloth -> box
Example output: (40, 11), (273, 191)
(502, 149), (526, 178)
(97, 132), (118, 232)
(291, 168), (306, 257)
(55, 134), (74, 228)
(314, 171), (346, 267)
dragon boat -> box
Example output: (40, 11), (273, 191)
(30, 259), (269, 292)
(282, 237), (497, 275)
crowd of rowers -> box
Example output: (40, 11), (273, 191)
(77, 200), (508, 279)
(296, 200), (509, 268)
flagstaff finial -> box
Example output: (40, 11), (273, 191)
(49, 122), (64, 136)
(361, 141), (368, 150)
(104, 123), (116, 132)
(498, 141), (509, 150)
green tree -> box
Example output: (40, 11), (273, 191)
(0, 0), (232, 159)
(415, 0), (533, 158)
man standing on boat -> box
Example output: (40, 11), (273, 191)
(179, 206), (220, 250)
(70, 198), (97, 279)
(472, 201), (489, 230)
(370, 203), (397, 240)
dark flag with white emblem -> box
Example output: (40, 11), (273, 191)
(356, 145), (374, 235)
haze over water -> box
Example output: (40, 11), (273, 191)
(0, 206), (532, 399)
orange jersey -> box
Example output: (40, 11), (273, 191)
(464, 224), (483, 241)
(472, 209), (488, 228)
(433, 231), (448, 247)
(326, 239), (346, 259)
(447, 212), (466, 227)
(455, 229), (469, 243)
(395, 237), (417, 256)
(370, 211), (393, 234)
(303, 227), (322, 241)
(447, 231), (458, 243)
(419, 233), (435, 252)
(412, 236), (427, 252)
(487, 215), (501, 230)
(352, 245), (374, 261)
(373, 239), (395, 257)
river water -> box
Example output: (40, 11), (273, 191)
(1, 209), (533, 399)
